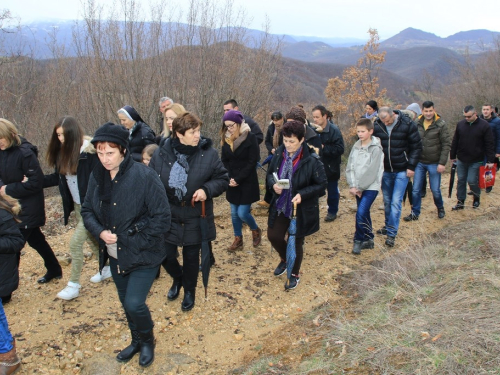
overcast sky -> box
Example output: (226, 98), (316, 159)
(3, 0), (500, 40)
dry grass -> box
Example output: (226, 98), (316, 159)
(241, 211), (500, 374)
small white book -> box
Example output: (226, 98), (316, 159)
(273, 172), (290, 189)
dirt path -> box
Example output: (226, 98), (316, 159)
(5, 177), (496, 374)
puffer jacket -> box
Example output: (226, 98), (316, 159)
(315, 121), (344, 181)
(266, 144), (327, 238)
(149, 137), (229, 246)
(0, 137), (46, 229)
(0, 209), (26, 296)
(346, 136), (384, 192)
(129, 121), (156, 162)
(43, 137), (99, 225)
(416, 114), (451, 166)
(221, 124), (260, 205)
(373, 110), (422, 172)
(81, 153), (171, 274)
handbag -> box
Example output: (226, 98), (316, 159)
(479, 164), (497, 189)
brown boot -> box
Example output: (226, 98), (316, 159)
(251, 228), (262, 247)
(0, 339), (21, 375)
(228, 236), (243, 251)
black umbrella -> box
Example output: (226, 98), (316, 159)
(192, 198), (210, 299)
(403, 178), (413, 206)
(449, 161), (457, 198)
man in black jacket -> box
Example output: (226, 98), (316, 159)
(223, 99), (263, 145)
(373, 107), (421, 247)
(312, 105), (344, 222)
(450, 105), (495, 209)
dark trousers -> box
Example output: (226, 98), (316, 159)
(162, 243), (201, 291)
(327, 179), (340, 215)
(267, 214), (304, 275)
(109, 257), (158, 334)
(20, 227), (61, 275)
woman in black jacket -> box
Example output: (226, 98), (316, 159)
(0, 118), (62, 284)
(44, 117), (103, 301)
(81, 123), (171, 368)
(266, 121), (327, 290)
(0, 194), (25, 374)
(221, 110), (262, 251)
(117, 105), (156, 162)
(149, 112), (229, 312)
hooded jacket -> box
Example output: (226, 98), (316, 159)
(0, 209), (25, 296)
(373, 110), (422, 172)
(450, 116), (495, 163)
(81, 152), (171, 274)
(43, 137), (99, 225)
(0, 137), (46, 229)
(149, 137), (229, 246)
(416, 113), (451, 165)
(346, 136), (384, 192)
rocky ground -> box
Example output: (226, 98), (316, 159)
(4, 176), (497, 374)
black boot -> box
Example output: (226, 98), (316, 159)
(116, 330), (141, 362)
(181, 290), (195, 311)
(452, 200), (464, 211)
(167, 277), (183, 301)
(473, 196), (480, 208)
(138, 329), (155, 367)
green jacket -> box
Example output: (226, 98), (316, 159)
(416, 114), (451, 165)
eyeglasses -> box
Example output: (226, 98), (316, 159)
(225, 122), (237, 129)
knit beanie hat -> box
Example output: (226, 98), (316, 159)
(222, 110), (244, 124)
(285, 106), (307, 124)
(406, 103), (422, 116)
(91, 122), (129, 149)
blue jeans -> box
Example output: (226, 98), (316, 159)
(0, 299), (13, 353)
(354, 190), (378, 241)
(327, 179), (340, 215)
(456, 160), (481, 201)
(411, 163), (444, 216)
(230, 203), (258, 236)
(382, 171), (409, 238)
(109, 258), (159, 334)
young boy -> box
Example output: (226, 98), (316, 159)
(345, 118), (384, 254)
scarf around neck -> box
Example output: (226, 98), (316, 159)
(168, 137), (198, 201)
(276, 145), (303, 218)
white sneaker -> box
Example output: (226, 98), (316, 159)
(90, 266), (112, 283)
(57, 282), (81, 300)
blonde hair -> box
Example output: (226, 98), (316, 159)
(163, 103), (186, 137)
(0, 118), (21, 149)
(0, 194), (21, 221)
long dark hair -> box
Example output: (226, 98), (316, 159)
(46, 116), (84, 175)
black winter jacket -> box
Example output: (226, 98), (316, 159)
(266, 145), (327, 238)
(81, 153), (171, 274)
(244, 115), (264, 145)
(373, 111), (422, 172)
(450, 117), (495, 163)
(0, 209), (26, 296)
(149, 137), (229, 246)
(221, 130), (260, 205)
(316, 121), (344, 181)
(129, 121), (156, 162)
(0, 138), (46, 229)
(43, 138), (99, 225)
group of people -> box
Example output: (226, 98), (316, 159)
(1, 96), (498, 371)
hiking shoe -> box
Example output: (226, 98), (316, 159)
(403, 213), (419, 222)
(251, 228), (262, 247)
(57, 282), (81, 300)
(361, 239), (374, 249)
(324, 213), (337, 222)
(90, 265), (112, 283)
(486, 186), (493, 193)
(385, 236), (395, 247)
(274, 261), (287, 276)
(376, 227), (387, 235)
(473, 197), (480, 209)
(228, 236), (243, 251)
(285, 274), (300, 290)
(452, 201), (464, 211)
(352, 240), (362, 255)
(437, 207), (445, 219)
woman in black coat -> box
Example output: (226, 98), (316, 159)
(221, 110), (262, 251)
(0, 194), (25, 374)
(117, 105), (156, 162)
(0, 118), (62, 284)
(149, 112), (228, 312)
(266, 120), (327, 291)
(44, 116), (102, 301)
(81, 123), (171, 368)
